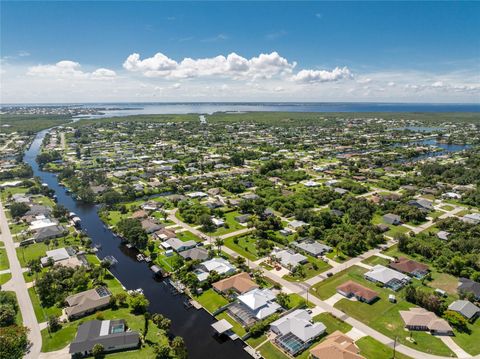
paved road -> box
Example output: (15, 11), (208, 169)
(0, 200), (42, 359)
(169, 204), (478, 358)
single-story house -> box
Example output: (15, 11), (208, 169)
(383, 213), (401, 225)
(34, 225), (67, 242)
(288, 220), (308, 230)
(195, 257), (236, 282)
(448, 300), (480, 320)
(212, 272), (259, 295)
(292, 240), (331, 257)
(336, 280), (379, 304)
(399, 308), (453, 335)
(40, 247), (82, 267)
(364, 265), (410, 291)
(388, 257), (429, 279)
(437, 231), (450, 241)
(211, 217), (225, 227)
(273, 249), (308, 270)
(408, 199), (433, 211)
(333, 187), (349, 195)
(164, 238), (197, 253)
(186, 191), (208, 198)
(153, 228), (177, 241)
(463, 213), (480, 225)
(140, 219), (163, 233)
(69, 319), (139, 356)
(131, 210), (148, 219)
(271, 309), (326, 355)
(23, 204), (52, 218)
(65, 287), (112, 319)
(235, 214), (251, 224)
(179, 247), (209, 261)
(310, 330), (365, 359)
(458, 278), (480, 300)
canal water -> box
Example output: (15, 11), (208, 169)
(24, 129), (250, 359)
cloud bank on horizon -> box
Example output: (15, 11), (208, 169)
(2, 49), (479, 104)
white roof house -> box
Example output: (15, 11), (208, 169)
(463, 213), (480, 225)
(273, 249), (307, 269)
(211, 217), (225, 227)
(365, 265), (410, 289)
(288, 220), (308, 229)
(303, 180), (320, 187)
(164, 238), (197, 252)
(237, 288), (281, 320)
(270, 309), (326, 343)
(195, 257), (236, 282)
(186, 191), (208, 198)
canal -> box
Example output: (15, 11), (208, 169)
(24, 129), (250, 359)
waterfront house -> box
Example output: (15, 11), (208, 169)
(270, 309), (326, 355)
(179, 247), (209, 261)
(164, 238), (197, 253)
(65, 287), (112, 319)
(195, 257), (236, 282)
(69, 319), (139, 356)
(212, 272), (258, 296)
(228, 288), (281, 326)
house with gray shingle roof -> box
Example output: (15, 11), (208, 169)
(448, 300), (480, 320)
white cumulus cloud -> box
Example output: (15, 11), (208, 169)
(292, 66), (352, 83)
(27, 60), (116, 80)
(123, 51), (296, 80)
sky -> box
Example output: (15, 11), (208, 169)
(1, 1), (479, 104)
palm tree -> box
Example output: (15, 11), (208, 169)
(214, 238), (224, 254)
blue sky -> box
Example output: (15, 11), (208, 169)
(1, 1), (479, 103)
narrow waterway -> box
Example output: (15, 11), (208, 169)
(24, 129), (250, 359)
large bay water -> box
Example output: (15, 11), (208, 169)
(23, 130), (250, 359)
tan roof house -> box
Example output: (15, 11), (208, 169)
(399, 308), (453, 335)
(310, 330), (365, 359)
(65, 287), (112, 319)
(213, 272), (259, 295)
(336, 281), (379, 304)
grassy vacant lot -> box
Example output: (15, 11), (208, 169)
(283, 255), (331, 282)
(29, 287), (62, 322)
(193, 288), (228, 313)
(224, 235), (261, 261)
(313, 312), (352, 333)
(309, 265), (368, 300)
(246, 334), (267, 349)
(357, 336), (412, 359)
(203, 211), (245, 236)
(361, 255), (390, 267)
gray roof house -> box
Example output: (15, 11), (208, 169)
(270, 309), (326, 355)
(24, 204), (52, 217)
(292, 240), (331, 257)
(364, 265), (410, 291)
(34, 225), (66, 242)
(408, 199), (433, 211)
(164, 238), (197, 253)
(273, 249), (308, 269)
(383, 213), (401, 225)
(69, 319), (139, 356)
(65, 287), (112, 319)
(448, 300), (480, 320)
(458, 278), (480, 300)
(462, 213), (480, 225)
(179, 247), (209, 261)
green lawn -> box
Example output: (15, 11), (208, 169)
(203, 211), (245, 236)
(246, 334), (267, 349)
(357, 336), (412, 359)
(313, 312), (352, 333)
(215, 311), (247, 337)
(386, 225), (410, 237)
(440, 205), (455, 211)
(429, 272), (459, 296)
(286, 293), (314, 309)
(176, 230), (202, 243)
(429, 210), (445, 219)
(0, 273), (12, 285)
(309, 265), (368, 300)
(283, 255), (332, 282)
(452, 319), (480, 356)
(258, 341), (288, 359)
(194, 289), (229, 313)
(28, 287), (62, 322)
(0, 247), (10, 270)
(362, 255), (390, 267)
(224, 235), (261, 261)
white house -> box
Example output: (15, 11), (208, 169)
(195, 257), (236, 282)
(237, 288), (281, 320)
